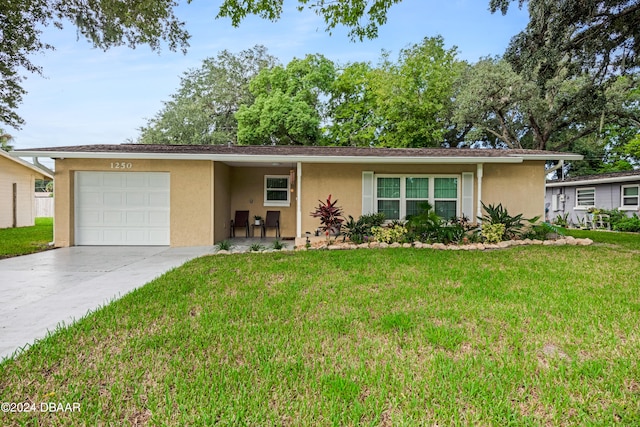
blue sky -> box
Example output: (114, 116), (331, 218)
(11, 0), (529, 151)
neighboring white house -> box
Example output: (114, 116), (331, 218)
(545, 170), (640, 224)
(0, 150), (53, 228)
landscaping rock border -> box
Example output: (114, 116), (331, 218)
(295, 235), (593, 251)
(212, 236), (593, 255)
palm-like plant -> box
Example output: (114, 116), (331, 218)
(480, 202), (539, 240)
(310, 194), (344, 235)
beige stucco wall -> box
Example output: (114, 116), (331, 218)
(228, 166), (297, 240)
(51, 157), (546, 246)
(300, 163), (479, 235)
(0, 156), (40, 228)
(53, 158), (214, 247)
(482, 161), (546, 220)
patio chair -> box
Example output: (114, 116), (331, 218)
(230, 210), (250, 238)
(595, 214), (611, 230)
(262, 210), (281, 238)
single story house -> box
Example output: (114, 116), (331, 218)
(546, 170), (640, 224)
(12, 144), (581, 247)
(1, 149), (53, 228)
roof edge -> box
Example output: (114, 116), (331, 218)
(546, 174), (640, 187)
(10, 149), (582, 164)
(2, 150), (54, 179)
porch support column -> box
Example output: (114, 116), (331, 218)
(296, 162), (302, 238)
(476, 163), (484, 224)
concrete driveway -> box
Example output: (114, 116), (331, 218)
(0, 246), (216, 361)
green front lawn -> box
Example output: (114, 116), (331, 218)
(1, 231), (639, 425)
(0, 217), (53, 258)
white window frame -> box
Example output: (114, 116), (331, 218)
(575, 187), (595, 210)
(621, 184), (640, 210)
(264, 175), (290, 207)
(374, 174), (460, 221)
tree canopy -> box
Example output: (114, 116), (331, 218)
(490, 0), (640, 84)
(236, 54), (336, 145)
(327, 37), (462, 148)
(217, 0), (402, 41)
(1, 0), (189, 128)
(138, 46), (277, 145)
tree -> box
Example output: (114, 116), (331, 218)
(453, 57), (640, 151)
(1, 0), (189, 128)
(217, 0), (402, 41)
(236, 54), (336, 145)
(371, 37), (462, 148)
(137, 46), (277, 145)
(327, 37), (462, 148)
(490, 0), (640, 84)
(326, 61), (379, 146)
(0, 130), (14, 151)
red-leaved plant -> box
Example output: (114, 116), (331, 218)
(310, 194), (344, 236)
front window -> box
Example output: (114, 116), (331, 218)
(434, 177), (458, 220)
(405, 177), (429, 217)
(576, 187), (595, 208)
(375, 175), (458, 220)
(377, 177), (401, 220)
(622, 185), (639, 208)
(264, 175), (290, 206)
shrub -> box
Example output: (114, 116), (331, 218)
(216, 240), (232, 251)
(482, 223), (505, 243)
(434, 222), (466, 245)
(405, 202), (443, 242)
(272, 240), (286, 250)
(613, 214), (640, 232)
(597, 208), (628, 229)
(553, 213), (570, 227)
(371, 224), (408, 244)
(310, 194), (345, 236)
(343, 213), (386, 244)
(480, 202), (537, 240)
(523, 222), (563, 240)
(249, 243), (265, 252)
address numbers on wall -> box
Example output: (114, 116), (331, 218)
(110, 162), (133, 169)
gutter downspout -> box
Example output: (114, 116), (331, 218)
(32, 157), (54, 177)
(546, 160), (564, 177)
(476, 163), (483, 224)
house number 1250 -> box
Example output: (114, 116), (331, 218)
(110, 162), (133, 169)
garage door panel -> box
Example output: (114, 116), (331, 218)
(77, 210), (101, 226)
(79, 192), (101, 206)
(148, 229), (170, 245)
(149, 193), (169, 207)
(78, 173), (101, 186)
(148, 211), (170, 226)
(103, 174), (125, 187)
(126, 192), (146, 206)
(126, 174), (146, 187)
(125, 211), (146, 225)
(75, 172), (170, 245)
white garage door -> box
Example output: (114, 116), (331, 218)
(75, 172), (170, 245)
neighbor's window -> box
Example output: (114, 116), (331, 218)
(621, 185), (639, 208)
(575, 187), (595, 208)
(375, 175), (458, 220)
(264, 175), (290, 206)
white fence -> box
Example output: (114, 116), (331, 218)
(34, 193), (53, 217)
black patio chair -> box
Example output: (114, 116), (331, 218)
(262, 210), (281, 238)
(230, 210), (250, 238)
